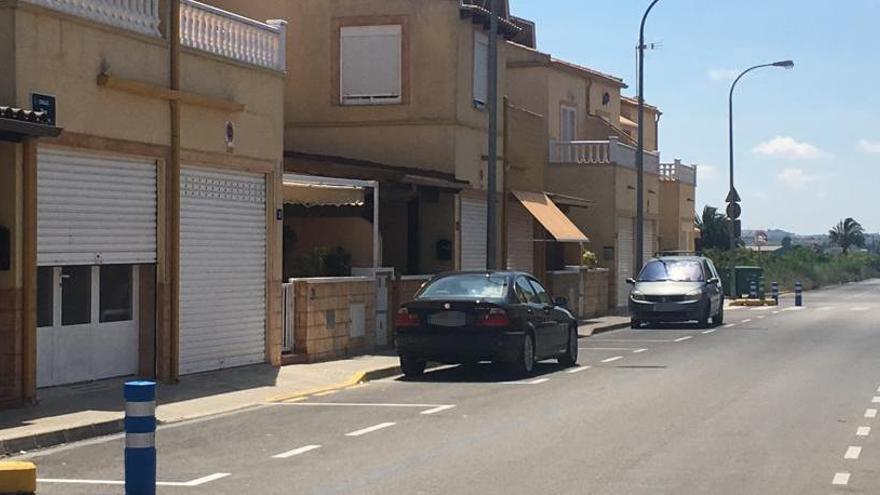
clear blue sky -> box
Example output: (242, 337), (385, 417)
(510, 0), (879, 235)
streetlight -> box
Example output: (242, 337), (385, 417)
(726, 59), (795, 297)
(635, 0), (662, 276)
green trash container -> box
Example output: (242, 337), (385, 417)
(734, 266), (764, 299)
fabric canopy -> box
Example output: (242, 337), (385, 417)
(619, 115), (638, 128)
(283, 182), (365, 207)
(512, 191), (589, 243)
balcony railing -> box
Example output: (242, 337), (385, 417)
(550, 136), (660, 173)
(23, 0), (161, 37)
(180, 0), (286, 71)
(22, 0), (287, 72)
(659, 160), (697, 186)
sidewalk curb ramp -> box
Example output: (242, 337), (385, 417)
(0, 461), (36, 494)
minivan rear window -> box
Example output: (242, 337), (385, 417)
(417, 274), (509, 300)
(638, 260), (704, 282)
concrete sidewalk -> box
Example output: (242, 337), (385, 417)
(0, 315), (629, 457)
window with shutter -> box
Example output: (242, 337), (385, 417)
(560, 105), (577, 141)
(340, 25), (402, 105)
(473, 31), (489, 108)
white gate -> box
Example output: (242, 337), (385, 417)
(179, 168), (267, 374)
(506, 202), (534, 273)
(616, 217), (635, 307)
(460, 196), (488, 271)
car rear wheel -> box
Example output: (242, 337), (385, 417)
(558, 326), (579, 367)
(509, 333), (536, 377)
(400, 356), (426, 378)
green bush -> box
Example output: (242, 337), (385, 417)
(702, 247), (880, 292)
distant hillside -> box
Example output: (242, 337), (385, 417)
(742, 229), (796, 246)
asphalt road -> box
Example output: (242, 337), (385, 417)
(19, 280), (880, 494)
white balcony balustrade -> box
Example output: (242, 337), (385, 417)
(180, 0), (287, 71)
(550, 136), (661, 173)
(23, 0), (162, 37)
(659, 160), (697, 186)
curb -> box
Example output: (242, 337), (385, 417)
(0, 419), (124, 458)
(268, 364), (403, 403)
(577, 321), (630, 338)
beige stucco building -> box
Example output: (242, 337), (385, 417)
(659, 160), (698, 252)
(0, 0), (285, 408)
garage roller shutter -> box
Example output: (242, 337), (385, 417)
(460, 196), (488, 271)
(617, 217), (635, 307)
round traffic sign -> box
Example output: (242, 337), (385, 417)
(726, 202), (742, 220)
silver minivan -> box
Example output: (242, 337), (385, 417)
(626, 256), (725, 328)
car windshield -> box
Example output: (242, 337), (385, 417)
(417, 274), (509, 300)
(638, 260), (704, 282)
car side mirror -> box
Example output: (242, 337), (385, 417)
(625, 278), (636, 285)
(554, 296), (568, 308)
(707, 278), (720, 286)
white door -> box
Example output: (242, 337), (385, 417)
(460, 196), (488, 271)
(36, 149), (155, 387)
(179, 168), (267, 375)
(616, 217), (635, 307)
(506, 202), (534, 273)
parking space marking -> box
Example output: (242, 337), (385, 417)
(741, 319), (753, 324)
(857, 426), (871, 437)
(500, 378), (550, 385)
(723, 324), (736, 328)
(674, 336), (693, 342)
(566, 365), (592, 374)
(38, 473), (231, 487)
(273, 445), (321, 459)
(876, 385), (880, 393)
(579, 347), (644, 351)
(633, 348), (648, 353)
(844, 446), (862, 460)
(591, 339), (674, 343)
(872, 396), (880, 404)
(702, 329), (716, 335)
(783, 307), (806, 312)
(866, 409), (878, 419)
(601, 356), (623, 363)
(421, 405), (457, 415)
(832, 472), (851, 486)
(346, 422), (396, 437)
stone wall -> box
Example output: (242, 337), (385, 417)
(547, 270), (581, 318)
(292, 278), (376, 363)
(583, 268), (610, 318)
(0, 288), (23, 407)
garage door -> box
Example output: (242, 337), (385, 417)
(506, 202), (534, 273)
(460, 196), (487, 271)
(180, 168), (267, 375)
(616, 217), (635, 307)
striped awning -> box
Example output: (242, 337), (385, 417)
(283, 182), (365, 207)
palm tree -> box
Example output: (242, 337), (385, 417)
(696, 206), (733, 250)
(829, 218), (866, 254)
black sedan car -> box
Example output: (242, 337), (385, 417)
(395, 272), (578, 378)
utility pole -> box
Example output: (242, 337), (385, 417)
(486, 0), (499, 270)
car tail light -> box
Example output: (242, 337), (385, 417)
(476, 308), (510, 327)
(395, 308), (419, 328)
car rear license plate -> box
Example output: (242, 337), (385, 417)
(429, 311), (466, 327)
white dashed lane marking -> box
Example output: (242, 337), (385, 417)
(345, 422), (396, 437)
(421, 405), (456, 415)
(566, 365), (592, 374)
(633, 348), (648, 353)
(872, 397), (880, 404)
(674, 336), (693, 343)
(702, 329), (716, 334)
(857, 426), (871, 437)
(723, 324), (736, 328)
(832, 472), (851, 486)
(601, 356), (623, 363)
(844, 446), (862, 460)
(272, 445), (321, 459)
(866, 409), (878, 419)
(741, 319), (753, 324)
(500, 378), (550, 385)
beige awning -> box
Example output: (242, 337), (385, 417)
(619, 115), (638, 128)
(512, 190), (589, 243)
(283, 182), (365, 207)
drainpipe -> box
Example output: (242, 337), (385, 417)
(372, 182), (380, 270)
(168, 0), (181, 382)
(501, 96), (509, 267)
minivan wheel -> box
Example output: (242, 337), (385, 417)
(400, 356), (426, 378)
(558, 326), (578, 367)
(509, 333), (536, 377)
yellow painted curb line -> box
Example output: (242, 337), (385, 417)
(268, 369), (374, 403)
(0, 461), (36, 494)
(731, 299), (777, 307)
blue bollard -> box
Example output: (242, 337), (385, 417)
(125, 381), (156, 495)
(795, 282), (803, 307)
(771, 282), (780, 305)
(749, 280), (758, 299)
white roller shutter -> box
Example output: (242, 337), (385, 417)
(180, 168), (267, 375)
(506, 202), (534, 273)
(460, 196), (487, 271)
(643, 220), (658, 260)
(37, 149), (157, 266)
(617, 217), (635, 307)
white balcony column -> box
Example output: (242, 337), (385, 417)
(266, 20), (287, 71)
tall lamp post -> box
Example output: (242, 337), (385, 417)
(635, 0), (662, 275)
(726, 60), (794, 297)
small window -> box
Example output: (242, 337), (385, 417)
(560, 105), (577, 142)
(100, 265), (132, 323)
(528, 278), (552, 305)
(514, 277), (537, 304)
(473, 31), (489, 108)
(340, 25), (402, 105)
(61, 266), (91, 326)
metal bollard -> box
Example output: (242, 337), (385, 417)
(125, 381), (157, 495)
(749, 280), (758, 299)
(771, 282), (780, 305)
(758, 278), (766, 300)
(795, 282), (803, 307)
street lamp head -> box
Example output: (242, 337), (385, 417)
(773, 60), (795, 69)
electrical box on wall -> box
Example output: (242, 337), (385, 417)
(0, 225), (9, 271)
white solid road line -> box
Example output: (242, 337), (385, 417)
(38, 473), (231, 487)
(702, 329), (716, 335)
(580, 347), (643, 351)
(566, 365), (592, 374)
(345, 422), (396, 437)
(601, 356), (623, 363)
(832, 472), (851, 486)
(723, 324), (736, 328)
(421, 405), (457, 415)
(866, 409), (878, 419)
(845, 446), (862, 460)
(857, 426), (872, 437)
(851, 307), (870, 312)
(277, 402), (452, 409)
(674, 336), (693, 342)
(273, 445), (321, 459)
(633, 348), (648, 353)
